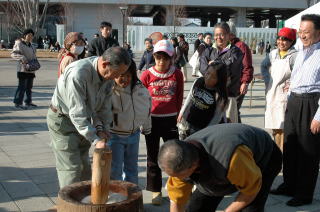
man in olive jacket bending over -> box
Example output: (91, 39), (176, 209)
(47, 47), (131, 188)
(158, 123), (282, 212)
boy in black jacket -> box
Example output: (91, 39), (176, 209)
(87, 21), (119, 56)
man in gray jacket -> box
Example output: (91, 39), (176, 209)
(47, 47), (131, 188)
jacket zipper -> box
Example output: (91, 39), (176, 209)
(131, 89), (136, 134)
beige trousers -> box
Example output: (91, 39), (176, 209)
(272, 129), (284, 152)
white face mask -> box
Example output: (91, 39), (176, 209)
(71, 45), (84, 55)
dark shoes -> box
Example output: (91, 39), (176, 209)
(26, 103), (37, 108)
(271, 184), (312, 207)
(14, 103), (37, 110)
(270, 184), (294, 196)
(14, 104), (26, 110)
(286, 198), (312, 207)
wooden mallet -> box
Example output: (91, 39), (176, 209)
(91, 139), (112, 204)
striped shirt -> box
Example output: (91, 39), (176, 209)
(290, 41), (320, 121)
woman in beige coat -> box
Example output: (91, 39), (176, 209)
(11, 29), (38, 109)
(262, 27), (298, 151)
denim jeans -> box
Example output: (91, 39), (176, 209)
(108, 130), (140, 184)
(14, 72), (35, 105)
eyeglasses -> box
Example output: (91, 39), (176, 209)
(214, 33), (226, 38)
(277, 36), (292, 42)
(298, 31), (311, 36)
(154, 54), (170, 61)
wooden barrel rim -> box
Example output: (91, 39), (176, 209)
(58, 180), (142, 206)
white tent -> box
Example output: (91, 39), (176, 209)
(285, 2), (320, 30)
(285, 2), (320, 50)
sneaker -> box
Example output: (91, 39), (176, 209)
(14, 104), (26, 110)
(270, 183), (294, 196)
(152, 192), (162, 205)
(25, 103), (37, 108)
(286, 198), (312, 207)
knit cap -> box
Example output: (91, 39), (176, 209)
(278, 27), (297, 41)
(64, 32), (81, 50)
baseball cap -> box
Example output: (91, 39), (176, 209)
(278, 27), (297, 41)
(153, 40), (174, 57)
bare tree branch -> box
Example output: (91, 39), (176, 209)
(59, 0), (74, 32)
(5, 0), (50, 36)
(170, 0), (187, 34)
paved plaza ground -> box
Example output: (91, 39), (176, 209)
(1, 54), (320, 211)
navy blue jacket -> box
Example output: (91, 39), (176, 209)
(138, 48), (155, 70)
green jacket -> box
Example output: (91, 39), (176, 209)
(51, 56), (113, 142)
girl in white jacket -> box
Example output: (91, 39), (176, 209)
(109, 59), (152, 184)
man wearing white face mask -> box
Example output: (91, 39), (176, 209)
(58, 32), (85, 78)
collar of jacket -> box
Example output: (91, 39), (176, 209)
(101, 36), (112, 41)
(230, 37), (240, 45)
(303, 40), (320, 51)
(21, 40), (32, 47)
(113, 83), (132, 95)
(212, 42), (232, 54)
(91, 57), (104, 83)
(146, 47), (153, 52)
(276, 47), (297, 58)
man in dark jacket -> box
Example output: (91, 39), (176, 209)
(194, 33), (203, 53)
(138, 38), (155, 73)
(200, 22), (243, 122)
(87, 22), (119, 56)
(178, 33), (189, 81)
(159, 123), (282, 212)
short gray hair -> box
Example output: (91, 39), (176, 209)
(214, 22), (231, 34)
(102, 46), (131, 68)
(228, 22), (237, 35)
(158, 139), (199, 173)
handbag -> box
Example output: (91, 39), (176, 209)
(26, 58), (41, 71)
(189, 51), (200, 70)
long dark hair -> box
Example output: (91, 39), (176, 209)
(127, 59), (139, 90)
(206, 62), (228, 109)
(170, 37), (179, 48)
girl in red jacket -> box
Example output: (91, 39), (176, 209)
(140, 40), (184, 205)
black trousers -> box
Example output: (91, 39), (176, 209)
(145, 116), (179, 192)
(14, 72), (35, 105)
(186, 142), (282, 212)
(283, 93), (320, 200)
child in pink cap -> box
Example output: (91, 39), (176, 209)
(140, 39), (184, 205)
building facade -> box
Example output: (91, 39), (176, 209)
(0, 0), (308, 47)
